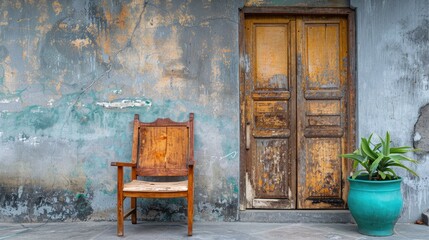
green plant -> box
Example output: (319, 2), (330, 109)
(341, 132), (419, 180)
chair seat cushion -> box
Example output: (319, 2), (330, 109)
(123, 180), (188, 192)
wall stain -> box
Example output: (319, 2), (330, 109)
(74, 193), (94, 221)
(86, 0), (108, 34)
(388, 18), (429, 93)
(40, 16), (107, 92)
(139, 199), (186, 222)
(52, 1), (63, 16)
(0, 45), (9, 87)
(0, 185), (93, 222)
(10, 106), (59, 132)
(413, 103), (429, 153)
(0, 46), (7, 62)
(407, 19), (429, 46)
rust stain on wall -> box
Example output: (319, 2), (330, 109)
(52, 1), (63, 15)
(245, 0), (265, 6)
(117, 5), (129, 30)
(1, 55), (17, 92)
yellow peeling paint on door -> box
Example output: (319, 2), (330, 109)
(244, 15), (353, 209)
(245, 16), (297, 209)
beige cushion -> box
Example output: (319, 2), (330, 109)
(123, 180), (188, 192)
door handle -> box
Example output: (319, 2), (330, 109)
(246, 122), (251, 150)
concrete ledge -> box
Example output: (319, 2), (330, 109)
(239, 210), (352, 223)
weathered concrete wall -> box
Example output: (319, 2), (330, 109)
(0, 0), (241, 222)
(351, 0), (429, 222)
(1, 0), (428, 224)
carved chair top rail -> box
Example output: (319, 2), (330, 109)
(135, 113), (194, 127)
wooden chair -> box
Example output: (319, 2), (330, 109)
(111, 113), (195, 236)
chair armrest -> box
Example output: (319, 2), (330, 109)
(111, 162), (137, 167)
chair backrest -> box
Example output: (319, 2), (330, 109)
(132, 113), (194, 177)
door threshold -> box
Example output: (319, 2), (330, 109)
(239, 209), (352, 223)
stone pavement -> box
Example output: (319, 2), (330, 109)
(0, 221), (428, 240)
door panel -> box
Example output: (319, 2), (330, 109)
(244, 15), (351, 210)
(245, 16), (297, 209)
(255, 26), (289, 89)
(255, 139), (289, 199)
(297, 17), (349, 209)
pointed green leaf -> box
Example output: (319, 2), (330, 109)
(352, 169), (367, 179)
(384, 132), (390, 155)
(362, 156), (371, 172)
(384, 168), (397, 178)
(341, 153), (365, 161)
(379, 135), (386, 153)
(378, 170), (386, 179)
(361, 138), (378, 159)
(390, 161), (419, 177)
(384, 168), (395, 175)
(389, 154), (418, 163)
(370, 154), (384, 174)
(390, 146), (414, 153)
(352, 160), (359, 170)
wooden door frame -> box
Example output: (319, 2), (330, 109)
(239, 7), (356, 210)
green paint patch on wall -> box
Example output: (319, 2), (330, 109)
(71, 103), (103, 126)
(227, 177), (239, 194)
(8, 105), (60, 132)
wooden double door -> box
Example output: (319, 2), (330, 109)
(243, 14), (355, 209)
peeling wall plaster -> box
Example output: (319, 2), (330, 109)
(0, 0), (240, 223)
(414, 104), (429, 152)
(96, 98), (152, 109)
(0, 0), (428, 224)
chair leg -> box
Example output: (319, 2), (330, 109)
(131, 197), (137, 224)
(187, 196), (193, 236)
(117, 196), (124, 236)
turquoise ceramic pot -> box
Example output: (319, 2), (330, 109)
(347, 176), (403, 236)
